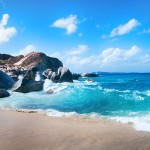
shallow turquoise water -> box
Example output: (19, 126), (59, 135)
(0, 73), (150, 132)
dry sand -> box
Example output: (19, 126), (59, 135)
(0, 109), (150, 150)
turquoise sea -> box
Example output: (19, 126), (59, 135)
(0, 73), (150, 132)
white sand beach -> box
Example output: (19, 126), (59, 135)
(0, 109), (150, 150)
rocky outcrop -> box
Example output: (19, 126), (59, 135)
(0, 89), (10, 98)
(7, 55), (24, 65)
(58, 67), (73, 83)
(0, 52), (63, 80)
(72, 73), (81, 80)
(81, 73), (99, 77)
(43, 67), (73, 83)
(0, 70), (15, 90)
(14, 52), (63, 72)
(12, 77), (44, 93)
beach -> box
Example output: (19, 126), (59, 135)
(0, 109), (150, 150)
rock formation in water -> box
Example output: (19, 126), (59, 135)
(43, 67), (73, 83)
(57, 67), (73, 83)
(12, 77), (44, 93)
(72, 73), (81, 80)
(0, 70), (15, 90)
(0, 89), (10, 98)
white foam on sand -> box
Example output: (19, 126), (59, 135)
(45, 109), (78, 117)
(110, 114), (150, 132)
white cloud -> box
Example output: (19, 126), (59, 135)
(140, 54), (150, 63)
(65, 46), (140, 67)
(0, 14), (17, 45)
(141, 29), (150, 34)
(51, 15), (78, 35)
(110, 19), (140, 37)
(19, 45), (37, 56)
(65, 45), (141, 72)
(67, 44), (89, 55)
(50, 52), (61, 58)
(50, 45), (148, 73)
(100, 45), (140, 64)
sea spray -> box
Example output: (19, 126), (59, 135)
(43, 79), (68, 93)
(18, 74), (24, 80)
(43, 79), (53, 91)
(35, 72), (41, 81)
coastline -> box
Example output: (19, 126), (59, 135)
(0, 109), (150, 150)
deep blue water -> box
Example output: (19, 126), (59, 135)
(0, 73), (150, 132)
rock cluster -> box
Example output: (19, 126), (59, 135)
(0, 52), (63, 80)
(0, 51), (98, 96)
(43, 67), (73, 83)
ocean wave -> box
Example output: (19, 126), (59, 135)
(109, 114), (150, 132)
(1, 106), (150, 132)
(102, 88), (131, 94)
(145, 90), (150, 96)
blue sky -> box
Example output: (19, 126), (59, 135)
(0, 0), (150, 72)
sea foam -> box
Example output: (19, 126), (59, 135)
(110, 114), (150, 132)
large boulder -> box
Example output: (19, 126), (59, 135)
(50, 72), (60, 83)
(57, 67), (73, 83)
(72, 73), (81, 80)
(14, 52), (63, 72)
(43, 67), (73, 83)
(43, 69), (60, 83)
(0, 89), (10, 98)
(0, 70), (15, 90)
(43, 69), (53, 79)
(12, 77), (44, 93)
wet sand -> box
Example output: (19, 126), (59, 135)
(0, 109), (150, 150)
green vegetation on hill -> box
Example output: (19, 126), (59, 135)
(0, 59), (5, 65)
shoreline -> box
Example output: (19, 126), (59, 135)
(0, 109), (150, 150)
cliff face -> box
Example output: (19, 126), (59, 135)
(14, 52), (63, 72)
